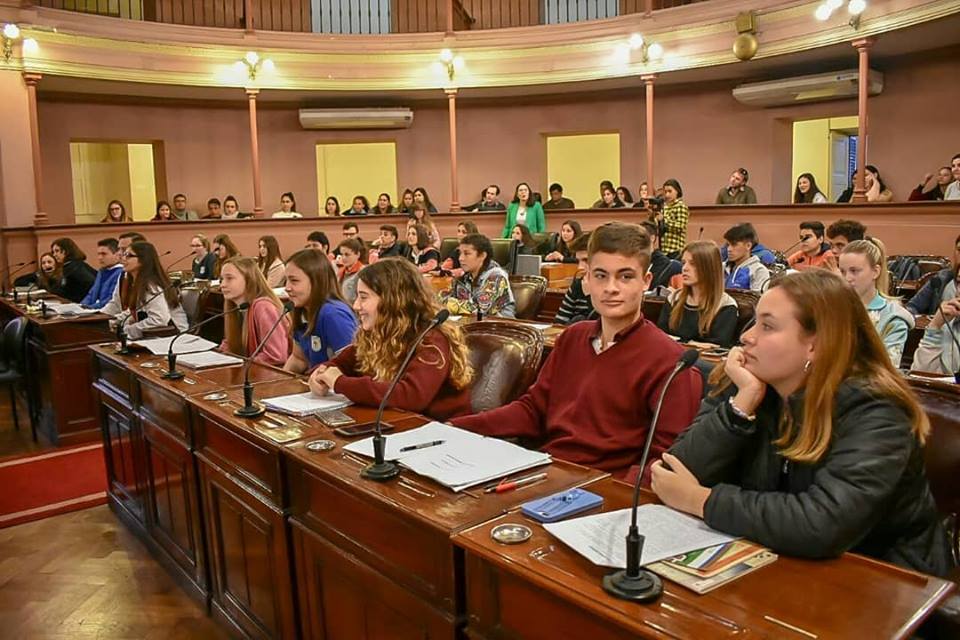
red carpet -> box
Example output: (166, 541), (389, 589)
(0, 443), (108, 529)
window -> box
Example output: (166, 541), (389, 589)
(312, 0), (391, 34)
(544, 0), (618, 25)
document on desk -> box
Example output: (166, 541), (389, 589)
(262, 391), (352, 416)
(178, 351), (244, 369)
(132, 335), (219, 355)
(544, 505), (737, 568)
(344, 421), (552, 491)
(43, 302), (98, 316)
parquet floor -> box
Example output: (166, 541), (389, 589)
(0, 501), (231, 639)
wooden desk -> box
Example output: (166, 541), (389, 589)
(0, 294), (113, 445)
(541, 262), (578, 286)
(90, 344), (606, 639)
(454, 477), (955, 640)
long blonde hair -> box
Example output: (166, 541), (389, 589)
(354, 258), (472, 389)
(670, 241), (726, 336)
(221, 257), (284, 356)
(709, 269), (929, 463)
(841, 237), (893, 298)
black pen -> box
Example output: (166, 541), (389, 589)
(398, 439), (445, 453)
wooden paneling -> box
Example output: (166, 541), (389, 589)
(200, 456), (297, 640)
(392, 0), (445, 34)
(462, 0), (541, 29)
(99, 388), (147, 531)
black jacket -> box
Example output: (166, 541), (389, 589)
(906, 268), (956, 316)
(648, 250), (681, 290)
(58, 259), (97, 303)
(670, 381), (954, 577)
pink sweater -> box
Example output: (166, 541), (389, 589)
(220, 298), (290, 366)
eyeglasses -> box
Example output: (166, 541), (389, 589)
(123, 252), (139, 259)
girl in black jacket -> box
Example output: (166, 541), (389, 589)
(50, 237), (96, 303)
(651, 269), (953, 577)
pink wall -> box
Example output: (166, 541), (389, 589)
(35, 48), (960, 224)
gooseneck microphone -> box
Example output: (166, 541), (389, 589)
(775, 239), (802, 266)
(234, 301), (294, 418)
(602, 348), (699, 602)
(115, 281), (183, 355)
(362, 309), (450, 482)
(162, 302), (249, 380)
(165, 250), (193, 272)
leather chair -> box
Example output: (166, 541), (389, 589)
(915, 383), (960, 638)
(490, 238), (518, 274)
(532, 232), (554, 254)
(462, 321), (544, 413)
(641, 295), (666, 324)
(725, 288), (760, 340)
(179, 287), (204, 325)
(439, 237), (459, 262)
(509, 275), (548, 320)
(0, 317), (31, 439)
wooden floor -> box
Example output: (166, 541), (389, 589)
(0, 505), (231, 639)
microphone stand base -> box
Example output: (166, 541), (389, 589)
(162, 370), (185, 380)
(602, 570), (663, 602)
(234, 403), (266, 418)
(361, 460), (401, 482)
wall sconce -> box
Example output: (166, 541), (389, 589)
(815, 0), (867, 29)
(614, 34), (664, 66)
(3, 23), (21, 62)
(235, 51), (274, 82)
(438, 48), (464, 81)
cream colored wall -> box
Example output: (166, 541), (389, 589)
(70, 142), (132, 224)
(546, 133), (620, 210)
(127, 143), (157, 221)
(315, 142), (398, 213)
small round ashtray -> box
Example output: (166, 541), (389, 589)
(306, 439), (336, 452)
(139, 361), (158, 369)
(490, 523), (532, 545)
(203, 392), (227, 401)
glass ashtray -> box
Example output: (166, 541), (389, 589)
(491, 523), (532, 545)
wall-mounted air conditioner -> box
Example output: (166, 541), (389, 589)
(298, 108), (414, 130)
(733, 69), (883, 108)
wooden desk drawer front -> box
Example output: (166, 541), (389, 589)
(98, 388), (146, 530)
(138, 378), (192, 443)
(196, 412), (283, 504)
(95, 353), (134, 406)
(290, 465), (456, 613)
(291, 519), (457, 640)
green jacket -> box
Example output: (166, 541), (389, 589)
(501, 201), (546, 237)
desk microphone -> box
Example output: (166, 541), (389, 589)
(115, 280), (183, 354)
(162, 302), (248, 380)
(697, 226), (704, 240)
(2, 260), (35, 299)
(602, 348), (699, 602)
(25, 282), (39, 305)
(234, 301), (294, 418)
(362, 309), (450, 482)
(165, 250), (193, 271)
(776, 239), (802, 266)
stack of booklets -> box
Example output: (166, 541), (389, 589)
(261, 391), (352, 417)
(343, 422), (551, 492)
(648, 540), (777, 594)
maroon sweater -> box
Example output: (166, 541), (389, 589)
(452, 318), (702, 484)
(328, 330), (472, 421)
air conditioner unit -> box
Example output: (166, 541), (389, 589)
(298, 108), (414, 130)
(732, 69), (883, 108)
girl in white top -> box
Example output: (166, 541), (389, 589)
(793, 173), (828, 204)
(257, 235), (286, 288)
(101, 241), (188, 339)
(271, 192), (302, 218)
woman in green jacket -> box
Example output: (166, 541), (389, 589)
(501, 182), (545, 238)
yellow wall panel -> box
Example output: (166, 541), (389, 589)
(546, 133), (620, 212)
(70, 142), (133, 224)
(128, 143), (157, 221)
(316, 142), (397, 214)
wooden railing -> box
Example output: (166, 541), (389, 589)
(34, 0), (711, 34)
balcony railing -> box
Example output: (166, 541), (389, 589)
(34, 0), (708, 34)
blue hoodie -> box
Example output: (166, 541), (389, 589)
(81, 264), (123, 309)
(719, 242), (777, 266)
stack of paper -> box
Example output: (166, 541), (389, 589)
(544, 505), (737, 568)
(344, 422), (552, 492)
(177, 351), (244, 369)
(262, 391), (352, 416)
(43, 301), (98, 316)
(132, 335), (219, 355)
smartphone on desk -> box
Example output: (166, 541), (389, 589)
(333, 423), (394, 438)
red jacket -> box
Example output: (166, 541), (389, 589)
(452, 318), (702, 484)
(328, 330), (472, 421)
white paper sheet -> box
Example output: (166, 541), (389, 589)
(343, 422), (484, 461)
(132, 334), (219, 355)
(177, 351), (244, 369)
(262, 391), (352, 416)
(43, 301), (98, 316)
(544, 505), (737, 568)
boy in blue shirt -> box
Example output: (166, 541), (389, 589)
(81, 238), (124, 309)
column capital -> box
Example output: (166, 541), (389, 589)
(444, 88), (458, 97)
(245, 87), (260, 98)
(22, 72), (42, 87)
(640, 73), (657, 85)
(851, 37), (875, 51)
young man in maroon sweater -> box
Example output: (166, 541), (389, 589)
(452, 222), (702, 484)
